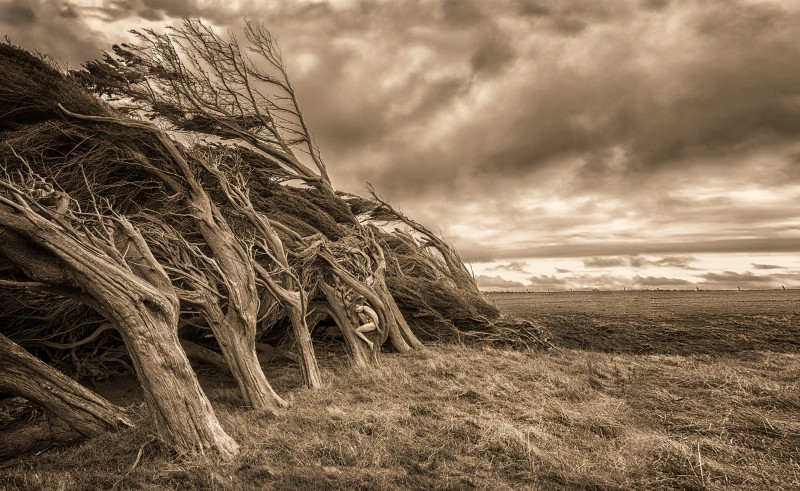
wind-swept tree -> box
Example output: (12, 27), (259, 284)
(0, 20), (549, 459)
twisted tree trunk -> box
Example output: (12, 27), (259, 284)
(319, 282), (373, 367)
(73, 110), (292, 409)
(0, 206), (239, 458)
(370, 241), (424, 351)
(188, 291), (288, 411)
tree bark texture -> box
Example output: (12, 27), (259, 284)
(0, 415), (84, 460)
(320, 282), (373, 368)
(0, 333), (131, 437)
(0, 208), (239, 458)
(135, 131), (305, 403)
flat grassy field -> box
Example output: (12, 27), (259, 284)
(1, 291), (798, 490)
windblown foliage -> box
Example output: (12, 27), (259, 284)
(0, 23), (550, 458)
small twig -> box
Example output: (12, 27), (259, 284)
(112, 436), (156, 489)
(697, 441), (705, 485)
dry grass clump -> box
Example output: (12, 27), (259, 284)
(2, 342), (797, 490)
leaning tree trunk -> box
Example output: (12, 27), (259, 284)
(124, 125), (292, 409)
(199, 156), (323, 389)
(375, 276), (425, 351)
(187, 290), (288, 411)
(370, 240), (425, 351)
(319, 282), (374, 367)
(253, 261), (323, 387)
(0, 207), (239, 459)
(0, 415), (85, 461)
(287, 294), (323, 386)
(130, 120), (321, 395)
(119, 313), (237, 456)
(376, 282), (412, 353)
(0, 333), (131, 441)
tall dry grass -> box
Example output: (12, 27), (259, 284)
(2, 339), (798, 490)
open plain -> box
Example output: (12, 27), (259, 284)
(1, 290), (798, 490)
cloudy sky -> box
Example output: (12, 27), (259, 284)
(3, 0), (800, 290)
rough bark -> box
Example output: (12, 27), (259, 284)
(0, 333), (131, 437)
(180, 338), (230, 374)
(252, 261), (322, 388)
(202, 159), (322, 390)
(376, 276), (424, 351)
(181, 284), (287, 412)
(0, 415), (84, 460)
(68, 108), (291, 410)
(212, 308), (288, 410)
(370, 241), (424, 351)
(319, 282), (373, 367)
(0, 205), (239, 459)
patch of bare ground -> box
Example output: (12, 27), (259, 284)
(2, 291), (798, 490)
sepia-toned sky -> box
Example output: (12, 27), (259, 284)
(4, 0), (800, 290)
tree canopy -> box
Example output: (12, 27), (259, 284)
(0, 20), (550, 458)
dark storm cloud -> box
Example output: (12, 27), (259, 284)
(652, 256), (695, 268)
(698, 271), (781, 289)
(165, 1), (513, 175)
(85, 0), (237, 23)
(627, 256), (650, 268)
(529, 273), (631, 290)
(584, 255), (697, 269)
(641, 0), (669, 11)
(470, 26), (515, 77)
(643, 194), (800, 230)
(497, 237), (800, 260)
(526, 274), (568, 288)
(628, 255), (697, 269)
(699, 271), (772, 283)
(623, 3), (800, 170)
(0, 0), (103, 64)
(450, 239), (496, 263)
(488, 261), (530, 273)
(440, 0), (486, 26)
(360, 0), (800, 209)
(517, 269), (798, 291)
(516, 0), (550, 17)
(1, 0), (36, 23)
(475, 275), (525, 288)
(12, 0), (800, 267)
(551, 16), (586, 35)
(30, 1), (800, 206)
(584, 257), (627, 268)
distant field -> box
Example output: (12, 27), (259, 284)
(488, 290), (800, 355)
(2, 291), (798, 490)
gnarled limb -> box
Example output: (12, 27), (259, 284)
(61, 104), (291, 409)
(368, 231), (425, 350)
(81, 20), (330, 187)
(0, 182), (238, 458)
(319, 281), (373, 367)
(0, 333), (131, 438)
